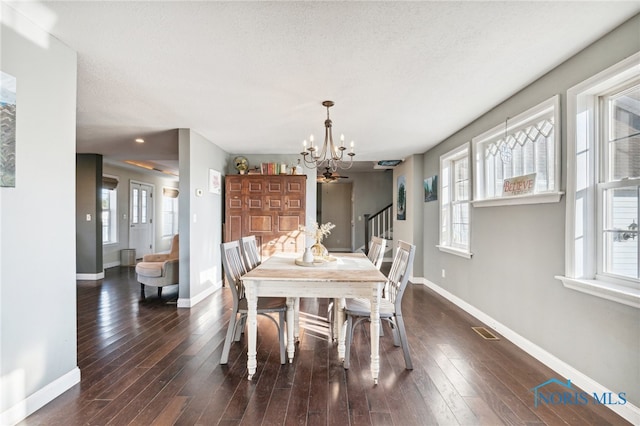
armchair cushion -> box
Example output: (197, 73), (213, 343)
(135, 261), (164, 278)
(142, 253), (168, 262)
(136, 258), (179, 285)
(135, 234), (179, 299)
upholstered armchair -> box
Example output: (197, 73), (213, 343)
(135, 234), (179, 299)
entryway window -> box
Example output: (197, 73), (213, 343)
(101, 175), (118, 244)
(162, 187), (179, 237)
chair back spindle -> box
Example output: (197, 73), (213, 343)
(240, 235), (261, 271)
(221, 240), (247, 303)
(367, 236), (386, 270)
(387, 240), (415, 309)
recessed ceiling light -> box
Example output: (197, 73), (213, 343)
(135, 138), (144, 143)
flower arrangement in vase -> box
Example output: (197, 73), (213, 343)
(300, 222), (336, 259)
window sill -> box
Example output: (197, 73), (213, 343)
(437, 245), (473, 259)
(555, 276), (640, 309)
(472, 191), (564, 208)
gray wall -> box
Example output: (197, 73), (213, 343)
(393, 155), (424, 277)
(1, 3), (79, 422)
(349, 171), (394, 251)
(178, 129), (227, 304)
(318, 183), (353, 251)
(76, 154), (103, 275)
(419, 15), (640, 407)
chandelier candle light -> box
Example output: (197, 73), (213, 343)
(300, 101), (355, 171)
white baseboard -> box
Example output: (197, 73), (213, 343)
(413, 277), (640, 425)
(103, 261), (120, 269)
(177, 281), (221, 308)
(76, 271), (104, 280)
(1, 367), (80, 426)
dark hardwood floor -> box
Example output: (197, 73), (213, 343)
(20, 265), (628, 425)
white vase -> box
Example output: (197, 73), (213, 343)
(303, 247), (314, 263)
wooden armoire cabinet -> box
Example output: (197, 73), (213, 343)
(224, 175), (306, 259)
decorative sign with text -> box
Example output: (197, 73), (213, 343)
(503, 173), (536, 196)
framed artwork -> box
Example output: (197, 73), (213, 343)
(209, 169), (221, 194)
(424, 175), (438, 202)
(397, 175), (406, 220)
(1, 71), (17, 187)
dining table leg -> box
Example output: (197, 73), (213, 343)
(294, 297), (300, 342)
(286, 297), (296, 362)
(335, 297), (346, 360)
(370, 283), (382, 385)
(246, 286), (258, 380)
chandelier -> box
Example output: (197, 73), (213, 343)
(300, 100), (355, 171)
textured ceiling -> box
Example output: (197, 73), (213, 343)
(6, 1), (640, 171)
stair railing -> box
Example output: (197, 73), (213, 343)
(364, 203), (393, 254)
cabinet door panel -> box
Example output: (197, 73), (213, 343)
(266, 196), (283, 210)
(246, 180), (264, 194)
(247, 196), (263, 209)
(279, 215), (302, 232)
(266, 180), (283, 193)
(227, 180), (242, 193)
(226, 214), (242, 242)
(286, 180), (304, 193)
(248, 214), (274, 233)
(228, 196), (242, 210)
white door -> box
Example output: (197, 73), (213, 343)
(129, 182), (154, 258)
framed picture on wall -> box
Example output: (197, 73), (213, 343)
(0, 71), (17, 187)
(209, 169), (221, 194)
(397, 175), (406, 220)
(424, 175), (438, 202)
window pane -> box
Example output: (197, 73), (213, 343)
(132, 188), (139, 224)
(101, 187), (117, 244)
(102, 211), (109, 243)
(609, 84), (640, 180)
(454, 157), (469, 201)
(452, 202), (469, 247)
(475, 96), (558, 200)
(603, 185), (639, 279)
(141, 190), (148, 223)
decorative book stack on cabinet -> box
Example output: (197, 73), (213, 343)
(224, 175), (306, 259)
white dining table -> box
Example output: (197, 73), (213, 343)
(241, 252), (388, 384)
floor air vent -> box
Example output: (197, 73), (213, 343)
(472, 326), (500, 340)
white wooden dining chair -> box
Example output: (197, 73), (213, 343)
(240, 235), (261, 271)
(328, 236), (387, 341)
(343, 239), (416, 370)
(367, 236), (387, 270)
(219, 240), (287, 365)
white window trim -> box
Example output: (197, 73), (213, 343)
(436, 244), (473, 259)
(101, 174), (119, 245)
(438, 142), (473, 259)
(557, 51), (640, 309)
(472, 95), (564, 207)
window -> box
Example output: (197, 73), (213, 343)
(101, 177), (118, 244)
(558, 52), (640, 309)
(472, 95), (562, 207)
(438, 143), (472, 258)
(162, 187), (179, 237)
